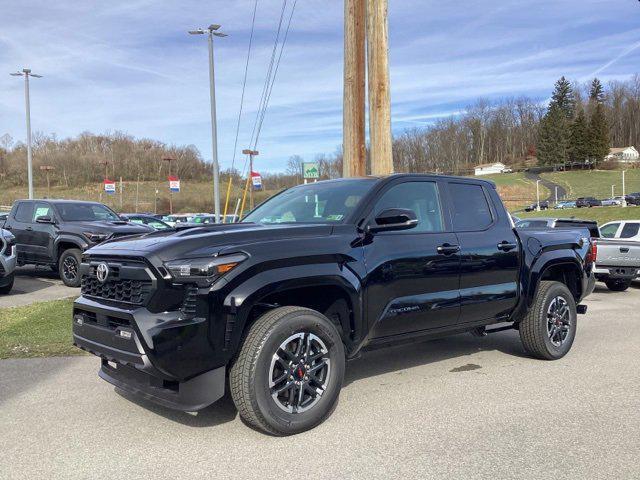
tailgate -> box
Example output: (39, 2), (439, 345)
(596, 239), (640, 268)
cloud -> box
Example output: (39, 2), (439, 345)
(1, 0), (639, 172)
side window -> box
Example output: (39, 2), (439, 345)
(600, 223), (620, 238)
(14, 202), (34, 223)
(33, 202), (52, 222)
(372, 181), (444, 233)
(620, 223), (640, 239)
(449, 183), (493, 231)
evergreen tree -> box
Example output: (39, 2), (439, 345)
(568, 109), (589, 163)
(537, 105), (568, 166)
(589, 78), (605, 104)
(549, 76), (575, 120)
(588, 103), (610, 165)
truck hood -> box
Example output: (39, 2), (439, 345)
(86, 223), (335, 261)
(70, 220), (152, 235)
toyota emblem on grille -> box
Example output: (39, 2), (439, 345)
(96, 263), (110, 283)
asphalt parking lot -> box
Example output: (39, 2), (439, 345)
(1, 282), (639, 480)
(0, 266), (77, 308)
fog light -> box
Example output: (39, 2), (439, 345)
(74, 315), (84, 326)
(119, 330), (132, 340)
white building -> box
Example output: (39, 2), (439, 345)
(474, 162), (508, 176)
(606, 146), (639, 163)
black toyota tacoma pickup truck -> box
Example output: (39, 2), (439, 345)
(4, 200), (152, 287)
(72, 174), (596, 435)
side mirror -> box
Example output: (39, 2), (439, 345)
(36, 215), (54, 224)
(368, 208), (418, 233)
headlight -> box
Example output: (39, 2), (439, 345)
(164, 253), (247, 285)
(84, 232), (109, 243)
(3, 231), (15, 245)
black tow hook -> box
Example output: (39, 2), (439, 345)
(576, 304), (588, 315)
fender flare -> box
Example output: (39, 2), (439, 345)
(220, 262), (363, 352)
(526, 251), (583, 306)
(54, 234), (88, 260)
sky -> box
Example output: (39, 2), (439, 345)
(1, 0), (640, 173)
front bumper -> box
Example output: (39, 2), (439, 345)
(73, 296), (227, 411)
(0, 244), (17, 282)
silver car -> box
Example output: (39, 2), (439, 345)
(0, 228), (17, 294)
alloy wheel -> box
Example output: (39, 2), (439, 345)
(63, 256), (78, 281)
(269, 332), (331, 414)
(547, 296), (571, 347)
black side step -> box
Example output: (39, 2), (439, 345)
(577, 304), (588, 315)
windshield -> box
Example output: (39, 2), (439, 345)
(242, 180), (376, 225)
(55, 203), (121, 222)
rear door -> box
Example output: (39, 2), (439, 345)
(445, 181), (520, 324)
(363, 179), (461, 338)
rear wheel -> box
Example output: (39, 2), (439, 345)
(59, 248), (82, 287)
(605, 279), (631, 292)
(229, 306), (345, 435)
(0, 273), (14, 294)
(519, 281), (577, 360)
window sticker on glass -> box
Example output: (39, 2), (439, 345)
(34, 207), (50, 218)
(326, 214), (344, 221)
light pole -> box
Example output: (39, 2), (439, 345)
(10, 68), (42, 199)
(622, 171), (627, 208)
(189, 24), (228, 223)
(536, 180), (541, 212)
(612, 185), (615, 199)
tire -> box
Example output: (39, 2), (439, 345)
(519, 281), (577, 360)
(229, 306), (345, 436)
(605, 280), (631, 292)
(0, 273), (14, 294)
(58, 248), (82, 287)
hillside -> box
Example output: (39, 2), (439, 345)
(541, 169), (640, 199)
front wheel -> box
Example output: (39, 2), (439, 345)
(519, 281), (577, 360)
(0, 273), (14, 294)
(229, 306), (345, 435)
(605, 280), (631, 292)
(59, 248), (82, 287)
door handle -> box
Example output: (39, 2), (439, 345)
(620, 247), (630, 253)
(497, 241), (517, 252)
(4, 226), (12, 230)
(437, 244), (460, 255)
(25, 227), (33, 231)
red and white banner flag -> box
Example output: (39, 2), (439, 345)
(104, 179), (116, 195)
(251, 171), (262, 190)
(168, 175), (180, 192)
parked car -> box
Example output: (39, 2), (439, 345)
(601, 198), (622, 207)
(3, 200), (153, 287)
(524, 201), (549, 212)
(161, 214), (194, 227)
(576, 197), (602, 208)
(0, 212), (9, 227)
(625, 193), (640, 206)
(595, 221), (640, 291)
(73, 174), (595, 435)
(0, 228), (17, 294)
(120, 214), (173, 231)
(554, 201), (576, 209)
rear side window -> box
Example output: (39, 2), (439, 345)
(449, 183), (493, 231)
(14, 202), (34, 223)
(517, 220), (548, 228)
(620, 223), (640, 239)
(599, 223), (620, 238)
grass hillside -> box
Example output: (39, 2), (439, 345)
(541, 169), (640, 199)
(476, 173), (549, 210)
(0, 180), (277, 216)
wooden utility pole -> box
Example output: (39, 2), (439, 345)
(343, 0), (367, 178)
(367, 0), (393, 175)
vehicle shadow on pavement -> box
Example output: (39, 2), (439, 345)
(114, 388), (238, 428)
(344, 330), (525, 387)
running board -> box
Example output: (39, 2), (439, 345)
(471, 324), (517, 337)
(577, 304), (588, 315)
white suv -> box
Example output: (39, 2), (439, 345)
(600, 221), (640, 241)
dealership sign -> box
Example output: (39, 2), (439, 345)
(104, 179), (116, 195)
(251, 171), (262, 190)
(168, 176), (180, 193)
(303, 162), (319, 179)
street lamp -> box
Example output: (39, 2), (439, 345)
(10, 68), (42, 199)
(536, 180), (541, 212)
(622, 171), (627, 208)
(189, 24), (228, 223)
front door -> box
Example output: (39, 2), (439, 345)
(30, 202), (56, 263)
(363, 180), (461, 339)
(10, 201), (36, 262)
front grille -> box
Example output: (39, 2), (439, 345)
(81, 277), (153, 305)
